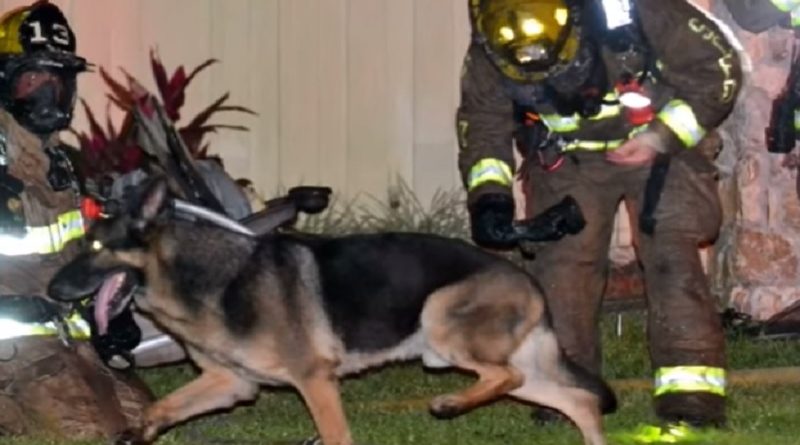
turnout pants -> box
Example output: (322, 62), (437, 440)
(524, 146), (727, 425)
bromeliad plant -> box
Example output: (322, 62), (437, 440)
(71, 49), (256, 189)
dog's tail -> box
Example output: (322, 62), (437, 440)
(561, 350), (618, 414)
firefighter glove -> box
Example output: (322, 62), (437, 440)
(469, 193), (517, 250)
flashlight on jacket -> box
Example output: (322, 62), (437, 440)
(616, 77), (654, 126)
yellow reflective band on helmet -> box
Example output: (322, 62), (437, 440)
(657, 100), (706, 148)
(0, 311), (91, 342)
(771, 0), (800, 12)
(654, 366), (726, 397)
(467, 158), (513, 191)
(0, 209), (85, 256)
(0, 5), (29, 56)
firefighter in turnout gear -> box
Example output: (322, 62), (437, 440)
(457, 0), (743, 441)
(0, 1), (151, 439)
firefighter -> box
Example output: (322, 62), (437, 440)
(457, 0), (743, 441)
(0, 0), (151, 439)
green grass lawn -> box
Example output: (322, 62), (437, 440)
(3, 312), (800, 445)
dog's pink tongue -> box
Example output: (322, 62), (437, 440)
(94, 272), (125, 335)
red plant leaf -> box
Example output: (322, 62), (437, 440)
(197, 143), (210, 159)
(150, 48), (169, 105)
(80, 98), (109, 150)
(105, 101), (118, 142)
(212, 105), (257, 116)
(99, 66), (136, 110)
(119, 67), (151, 102)
(178, 127), (208, 156)
(183, 92), (231, 130)
(120, 145), (144, 173)
(136, 95), (157, 119)
(164, 65), (187, 121)
(185, 58), (218, 87)
(192, 124), (250, 132)
(69, 128), (91, 152)
(106, 93), (131, 113)
(117, 112), (135, 143)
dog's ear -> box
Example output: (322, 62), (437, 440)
(138, 176), (170, 222)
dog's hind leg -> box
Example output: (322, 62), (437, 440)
(509, 325), (608, 445)
(294, 362), (353, 445)
(422, 270), (537, 418)
(510, 382), (605, 445)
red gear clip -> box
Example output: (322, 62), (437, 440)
(80, 196), (102, 222)
(616, 78), (654, 126)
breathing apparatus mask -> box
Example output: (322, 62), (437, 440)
(0, 1), (88, 136)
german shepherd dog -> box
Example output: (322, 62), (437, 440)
(48, 177), (617, 445)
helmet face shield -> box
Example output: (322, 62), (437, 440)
(472, 0), (581, 82)
(0, 1), (87, 135)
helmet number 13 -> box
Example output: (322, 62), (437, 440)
(28, 21), (70, 47)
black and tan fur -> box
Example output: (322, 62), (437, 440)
(48, 178), (617, 445)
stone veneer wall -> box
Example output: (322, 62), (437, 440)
(709, 1), (800, 320)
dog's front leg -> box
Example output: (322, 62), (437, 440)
(295, 364), (352, 445)
(115, 365), (259, 444)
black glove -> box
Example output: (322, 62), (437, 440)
(469, 193), (517, 250)
(82, 303), (142, 370)
(513, 195), (586, 242)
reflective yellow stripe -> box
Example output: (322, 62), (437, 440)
(540, 108), (622, 132)
(657, 99), (706, 148)
(540, 113), (580, 132)
(771, 0), (800, 12)
(561, 124), (650, 153)
(0, 311), (91, 341)
(467, 158), (513, 191)
(589, 92), (623, 120)
(589, 103), (622, 120)
(562, 139), (625, 152)
(0, 209), (84, 256)
(795, 109), (800, 131)
(540, 92), (622, 133)
(621, 422), (724, 444)
(654, 366), (726, 397)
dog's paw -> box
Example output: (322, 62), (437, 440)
(429, 395), (465, 419)
(297, 436), (322, 445)
(110, 429), (149, 445)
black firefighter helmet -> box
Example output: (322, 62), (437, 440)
(0, 0), (88, 136)
(469, 0), (585, 83)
